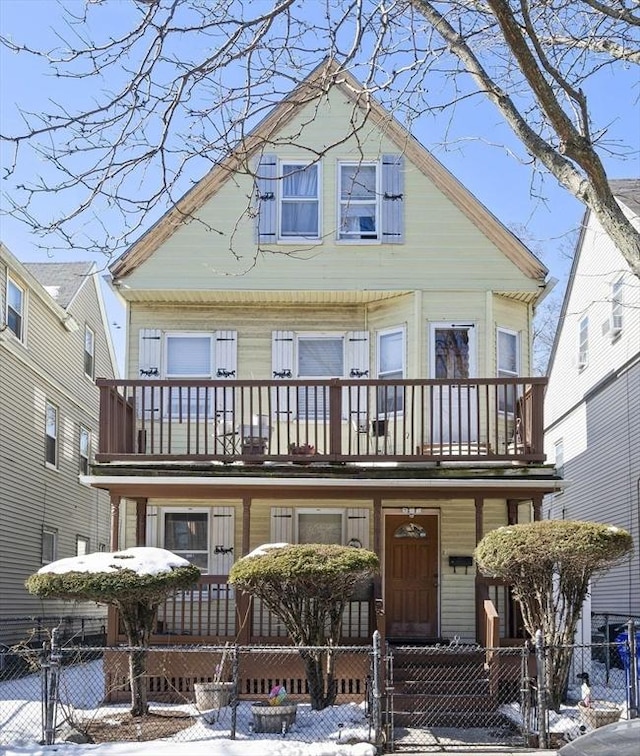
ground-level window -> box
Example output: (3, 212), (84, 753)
(76, 536), (89, 556)
(42, 528), (57, 564)
(45, 402), (58, 468)
(162, 510), (209, 571)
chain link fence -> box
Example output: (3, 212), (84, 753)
(1, 622), (638, 752)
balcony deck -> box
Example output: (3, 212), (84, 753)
(96, 377), (546, 465)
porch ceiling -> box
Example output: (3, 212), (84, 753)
(110, 288), (411, 305)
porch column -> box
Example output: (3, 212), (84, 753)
(135, 498), (148, 546)
(242, 496), (251, 555)
(109, 493), (121, 551)
(532, 495), (543, 521)
(475, 496), (485, 644)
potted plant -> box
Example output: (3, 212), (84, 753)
(251, 685), (298, 733)
(194, 643), (233, 713)
(288, 442), (316, 462)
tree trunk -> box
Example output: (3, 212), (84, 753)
(128, 646), (149, 717)
(300, 648), (337, 710)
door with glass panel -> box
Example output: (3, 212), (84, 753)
(430, 324), (477, 444)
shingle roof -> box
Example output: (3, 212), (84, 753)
(23, 261), (94, 309)
(610, 178), (640, 215)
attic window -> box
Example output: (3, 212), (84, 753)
(339, 162), (379, 240)
(279, 162), (320, 239)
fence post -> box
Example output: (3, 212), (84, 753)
(372, 630), (383, 752)
(535, 629), (548, 749)
(230, 645), (238, 739)
(42, 627), (61, 745)
(628, 619), (638, 719)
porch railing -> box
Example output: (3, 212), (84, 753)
(96, 377), (546, 464)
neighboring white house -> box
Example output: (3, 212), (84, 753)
(0, 244), (118, 646)
(544, 179), (640, 626)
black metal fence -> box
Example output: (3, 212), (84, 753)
(1, 624), (638, 752)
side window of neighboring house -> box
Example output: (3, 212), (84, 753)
(377, 328), (405, 414)
(165, 333), (213, 417)
(578, 316), (589, 369)
(7, 275), (25, 341)
(554, 438), (564, 480)
(279, 161), (320, 240)
(610, 276), (624, 339)
(45, 402), (58, 468)
(297, 334), (344, 419)
(76, 536), (89, 556)
(42, 528), (57, 564)
(497, 328), (519, 413)
(338, 162), (379, 240)
(79, 426), (91, 475)
(84, 325), (95, 379)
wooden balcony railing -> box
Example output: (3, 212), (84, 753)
(114, 576), (373, 644)
(96, 377), (546, 464)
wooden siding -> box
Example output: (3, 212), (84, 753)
(0, 256), (115, 644)
(122, 89), (540, 297)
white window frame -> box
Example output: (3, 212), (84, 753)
(76, 536), (89, 557)
(610, 276), (624, 338)
(6, 275), (25, 342)
(84, 325), (95, 379)
(79, 426), (91, 476)
(45, 402), (58, 468)
(42, 528), (58, 564)
(578, 316), (589, 370)
(160, 507), (210, 573)
(337, 160), (380, 242)
(278, 160), (321, 242)
(554, 438), (565, 481)
(164, 332), (215, 418)
(296, 508), (345, 545)
(376, 326), (405, 415)
(497, 327), (520, 414)
(296, 332), (345, 420)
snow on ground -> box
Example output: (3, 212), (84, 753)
(0, 659), (375, 756)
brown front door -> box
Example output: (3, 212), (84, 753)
(385, 514), (439, 640)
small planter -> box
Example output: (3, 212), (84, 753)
(194, 681), (233, 710)
(578, 701), (621, 729)
(289, 443), (316, 464)
(251, 702), (298, 733)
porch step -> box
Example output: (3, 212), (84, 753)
(397, 677), (490, 695)
(391, 707), (502, 728)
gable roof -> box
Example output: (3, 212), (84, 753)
(24, 261), (94, 309)
(110, 59), (546, 284)
(545, 178), (639, 377)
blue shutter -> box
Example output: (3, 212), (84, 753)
(381, 154), (404, 244)
(256, 154), (277, 244)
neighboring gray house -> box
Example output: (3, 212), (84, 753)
(0, 244), (118, 646)
(544, 180), (640, 626)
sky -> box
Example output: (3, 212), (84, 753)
(1, 0), (639, 374)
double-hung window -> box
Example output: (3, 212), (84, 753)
(45, 402), (58, 468)
(339, 162), (379, 240)
(297, 335), (344, 420)
(578, 316), (589, 369)
(165, 333), (213, 418)
(84, 325), (95, 379)
(497, 328), (519, 413)
(610, 276), (624, 337)
(42, 528), (57, 564)
(280, 162), (320, 239)
(377, 328), (404, 414)
(7, 276), (25, 341)
(79, 426), (91, 475)
(163, 510), (209, 571)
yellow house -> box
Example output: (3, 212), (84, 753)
(88, 61), (559, 656)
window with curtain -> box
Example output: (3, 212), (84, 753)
(339, 163), (378, 240)
(297, 335), (344, 419)
(497, 328), (519, 413)
(164, 511), (209, 571)
(165, 333), (213, 418)
(377, 328), (404, 414)
(297, 510), (344, 544)
(280, 162), (319, 238)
